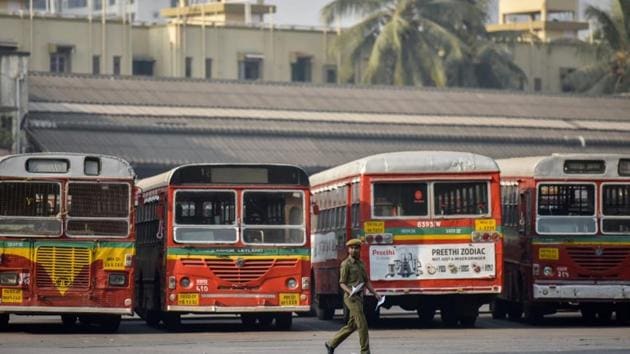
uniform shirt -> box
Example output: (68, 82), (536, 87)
(339, 256), (368, 297)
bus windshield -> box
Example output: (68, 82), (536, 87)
(243, 191), (305, 245)
(0, 181), (62, 236)
(67, 182), (131, 237)
(434, 181), (489, 216)
(174, 190), (237, 243)
(537, 183), (596, 234)
(373, 182), (428, 217)
(602, 184), (630, 234)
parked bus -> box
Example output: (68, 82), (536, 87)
(135, 164), (311, 330)
(0, 153), (136, 331)
(310, 151), (502, 327)
(492, 154), (630, 323)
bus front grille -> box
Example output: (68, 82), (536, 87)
(205, 258), (298, 284)
(567, 247), (630, 273)
(35, 246), (91, 290)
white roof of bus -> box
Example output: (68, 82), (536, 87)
(0, 152), (135, 179)
(497, 154), (630, 178)
(137, 163), (306, 191)
(309, 151), (499, 186)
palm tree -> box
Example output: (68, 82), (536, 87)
(321, 0), (483, 86)
(321, 0), (525, 89)
(564, 0), (630, 94)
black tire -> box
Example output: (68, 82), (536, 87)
(507, 302), (523, 321)
(615, 304), (630, 323)
(258, 313), (274, 328)
(241, 314), (257, 328)
(524, 305), (543, 324)
(459, 315), (478, 328)
(440, 307), (458, 327)
(316, 305), (335, 321)
(491, 299), (507, 319)
(417, 306), (436, 325)
(275, 313), (293, 330)
(97, 315), (121, 333)
(0, 314), (9, 331)
(61, 314), (77, 327)
(581, 306), (597, 323)
(145, 310), (161, 327)
(163, 312), (181, 331)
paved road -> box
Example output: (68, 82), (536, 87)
(0, 310), (629, 354)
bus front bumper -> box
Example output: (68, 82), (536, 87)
(166, 305), (310, 313)
(533, 284), (630, 300)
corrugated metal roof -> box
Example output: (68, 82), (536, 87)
(28, 72), (630, 121)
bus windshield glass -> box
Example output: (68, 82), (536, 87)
(602, 184), (630, 234)
(243, 191), (305, 245)
(0, 181), (62, 236)
(67, 182), (130, 237)
(537, 184), (596, 234)
(372, 182), (428, 217)
(173, 190), (237, 243)
(434, 181), (489, 216)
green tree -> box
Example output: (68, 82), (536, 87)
(321, 0), (525, 89)
(564, 0), (630, 94)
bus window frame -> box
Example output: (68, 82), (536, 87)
(241, 189), (307, 246)
(65, 181), (133, 238)
(535, 181), (598, 236)
(600, 182), (630, 235)
(369, 178), (492, 220)
(172, 189), (238, 245)
(0, 180), (63, 238)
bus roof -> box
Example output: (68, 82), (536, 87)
(497, 154), (630, 179)
(0, 152), (135, 179)
(310, 151), (499, 186)
(138, 163), (310, 191)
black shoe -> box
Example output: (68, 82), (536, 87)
(325, 342), (334, 354)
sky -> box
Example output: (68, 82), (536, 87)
(264, 0), (611, 27)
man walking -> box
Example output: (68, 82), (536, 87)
(325, 238), (381, 354)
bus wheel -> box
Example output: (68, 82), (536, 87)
(440, 307), (458, 328)
(61, 315), (77, 327)
(581, 306), (597, 323)
(597, 309), (613, 323)
(0, 314), (9, 331)
(524, 305), (543, 324)
(316, 305), (334, 321)
(258, 314), (273, 328)
(241, 314), (257, 328)
(144, 310), (161, 327)
(506, 303), (523, 321)
(459, 315), (478, 328)
(490, 299), (507, 319)
(615, 304), (630, 323)
(275, 313), (293, 330)
(163, 313), (181, 331)
(417, 306), (436, 325)
(97, 315), (121, 333)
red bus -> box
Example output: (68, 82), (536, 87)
(310, 151), (502, 327)
(134, 164), (311, 330)
(493, 154), (630, 322)
(0, 153), (136, 331)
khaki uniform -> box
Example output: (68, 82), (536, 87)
(328, 256), (370, 354)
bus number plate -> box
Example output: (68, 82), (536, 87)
(177, 293), (199, 306)
(1, 289), (22, 303)
(475, 219), (496, 232)
(279, 293), (299, 306)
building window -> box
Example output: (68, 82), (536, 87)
(50, 46), (72, 73)
(205, 58), (212, 79)
(92, 55), (100, 75)
(113, 56), (121, 75)
(291, 56), (312, 82)
(170, 0), (178, 7)
(133, 58), (155, 76)
(68, 0), (87, 8)
(185, 57), (193, 78)
(238, 56), (263, 81)
(109, 0), (116, 5)
(324, 66), (337, 84)
(534, 77), (542, 92)
(93, 0), (102, 10)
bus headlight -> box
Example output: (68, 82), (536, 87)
(180, 277), (191, 288)
(168, 276), (176, 289)
(0, 272), (18, 286)
(543, 266), (554, 277)
(286, 278), (298, 289)
(108, 273), (127, 286)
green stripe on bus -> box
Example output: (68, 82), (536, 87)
(167, 247), (310, 257)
